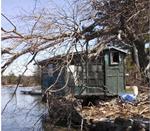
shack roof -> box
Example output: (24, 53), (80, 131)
(104, 46), (128, 54)
(36, 46), (128, 66)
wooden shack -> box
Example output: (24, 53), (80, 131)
(37, 46), (128, 98)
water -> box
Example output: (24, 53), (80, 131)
(1, 86), (47, 131)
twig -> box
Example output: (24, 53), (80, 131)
(139, 107), (149, 115)
(80, 119), (84, 131)
(1, 13), (16, 31)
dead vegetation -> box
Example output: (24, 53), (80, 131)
(77, 91), (150, 121)
(46, 86), (150, 130)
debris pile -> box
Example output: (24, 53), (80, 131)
(47, 87), (150, 130)
(76, 92), (150, 121)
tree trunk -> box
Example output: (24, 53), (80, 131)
(132, 44), (140, 69)
(135, 41), (148, 72)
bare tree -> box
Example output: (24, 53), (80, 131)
(87, 0), (149, 70)
(2, 0), (149, 91)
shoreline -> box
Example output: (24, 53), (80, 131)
(1, 85), (41, 88)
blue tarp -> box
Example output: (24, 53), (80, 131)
(119, 93), (137, 103)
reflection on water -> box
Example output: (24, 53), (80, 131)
(2, 86), (80, 131)
(2, 86), (47, 131)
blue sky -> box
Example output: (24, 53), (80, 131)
(2, 0), (67, 76)
(2, 0), (66, 29)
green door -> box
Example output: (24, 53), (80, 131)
(104, 51), (125, 95)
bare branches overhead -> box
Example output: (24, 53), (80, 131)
(1, 0), (149, 73)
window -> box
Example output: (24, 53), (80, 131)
(110, 51), (119, 65)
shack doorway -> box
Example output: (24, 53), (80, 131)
(104, 50), (125, 95)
